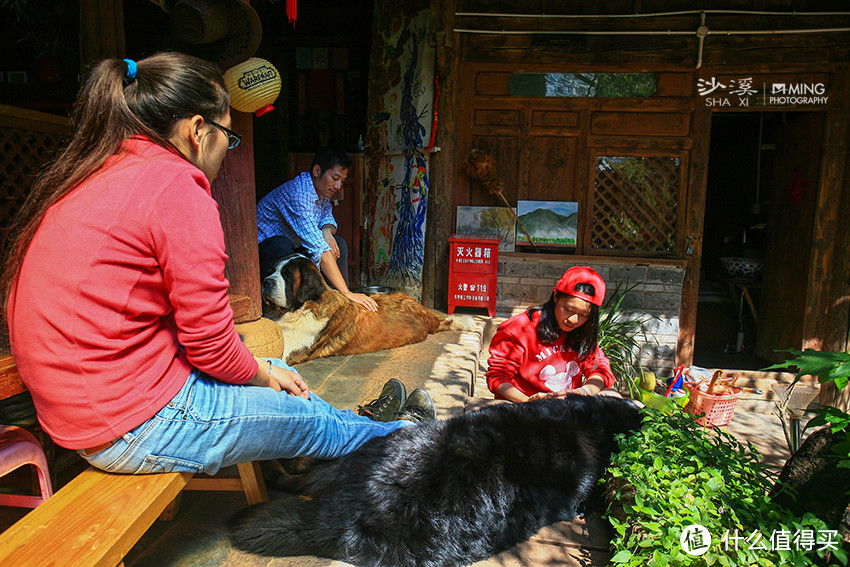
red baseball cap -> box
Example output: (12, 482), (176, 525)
(554, 266), (606, 306)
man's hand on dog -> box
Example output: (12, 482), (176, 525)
(345, 291), (379, 312)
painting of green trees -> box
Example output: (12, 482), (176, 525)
(455, 206), (516, 252)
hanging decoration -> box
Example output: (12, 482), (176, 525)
(387, 27), (429, 293)
(424, 73), (440, 174)
(463, 149), (540, 252)
(787, 166), (807, 208)
(223, 57), (281, 116)
(286, 0), (297, 25)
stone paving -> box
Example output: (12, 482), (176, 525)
(0, 312), (811, 567)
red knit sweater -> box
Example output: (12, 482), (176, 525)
(8, 138), (257, 449)
(486, 310), (615, 397)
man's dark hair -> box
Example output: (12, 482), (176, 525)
(312, 147), (352, 175)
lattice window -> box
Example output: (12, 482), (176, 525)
(591, 155), (681, 255)
(1, 127), (65, 233)
(1, 122), (68, 356)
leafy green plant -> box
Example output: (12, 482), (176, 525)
(603, 408), (845, 567)
(764, 349), (850, 469)
(598, 282), (657, 398)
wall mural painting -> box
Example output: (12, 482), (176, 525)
(366, 4), (434, 300)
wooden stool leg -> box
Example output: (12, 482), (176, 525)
(236, 461), (268, 505)
(157, 493), (182, 521)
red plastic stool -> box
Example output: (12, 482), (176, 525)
(0, 425), (53, 508)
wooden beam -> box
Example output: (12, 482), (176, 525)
(79, 0), (126, 67)
(423, 0), (460, 310)
(803, 65), (850, 411)
(212, 111), (263, 323)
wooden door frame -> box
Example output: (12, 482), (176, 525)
(677, 65), (850, 366)
(676, 107), (711, 365)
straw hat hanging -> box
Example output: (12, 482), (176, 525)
(168, 0), (262, 70)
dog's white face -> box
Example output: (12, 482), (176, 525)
(262, 253), (326, 312)
(263, 254), (306, 311)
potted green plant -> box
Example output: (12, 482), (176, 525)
(764, 348), (850, 459)
(597, 282), (657, 398)
(2, 0), (76, 81)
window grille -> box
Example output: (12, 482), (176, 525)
(591, 155), (681, 255)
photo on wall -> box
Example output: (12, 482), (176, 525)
(516, 200), (578, 249)
(455, 206), (516, 252)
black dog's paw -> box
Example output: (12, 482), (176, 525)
(259, 459), (309, 493)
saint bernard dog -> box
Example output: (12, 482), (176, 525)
(263, 254), (475, 365)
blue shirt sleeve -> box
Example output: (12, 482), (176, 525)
(317, 198), (337, 231)
(257, 172), (333, 267)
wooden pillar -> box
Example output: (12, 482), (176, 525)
(422, 0), (460, 310)
(79, 0), (126, 65)
(676, 104), (710, 366)
(210, 110), (262, 322)
(804, 65), (850, 353)
(807, 65), (850, 411)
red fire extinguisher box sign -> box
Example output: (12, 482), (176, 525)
(448, 233), (500, 317)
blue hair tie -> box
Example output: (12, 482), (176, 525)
(123, 59), (137, 81)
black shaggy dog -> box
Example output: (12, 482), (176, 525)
(229, 395), (643, 567)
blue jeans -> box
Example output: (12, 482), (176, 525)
(79, 359), (408, 474)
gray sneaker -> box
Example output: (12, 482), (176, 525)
(357, 379), (407, 422)
(396, 388), (436, 423)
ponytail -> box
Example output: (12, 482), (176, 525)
(1, 52), (230, 321)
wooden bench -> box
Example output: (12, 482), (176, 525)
(0, 356), (268, 567)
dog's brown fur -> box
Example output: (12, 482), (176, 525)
(263, 255), (471, 365)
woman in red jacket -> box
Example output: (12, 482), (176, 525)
(486, 266), (623, 402)
(1, 52), (427, 475)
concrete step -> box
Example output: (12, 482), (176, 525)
(292, 314), (489, 420)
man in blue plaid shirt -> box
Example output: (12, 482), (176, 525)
(257, 147), (377, 312)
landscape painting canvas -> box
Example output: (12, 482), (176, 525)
(515, 200), (578, 248)
(455, 206), (516, 252)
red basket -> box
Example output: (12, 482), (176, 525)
(684, 381), (742, 427)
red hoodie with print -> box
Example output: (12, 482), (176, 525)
(486, 310), (615, 397)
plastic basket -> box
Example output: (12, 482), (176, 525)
(684, 382), (742, 427)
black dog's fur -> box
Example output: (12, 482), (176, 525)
(228, 396), (642, 567)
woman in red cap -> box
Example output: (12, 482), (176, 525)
(486, 266), (622, 402)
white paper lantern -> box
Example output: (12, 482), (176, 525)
(223, 57), (281, 116)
